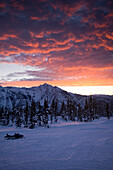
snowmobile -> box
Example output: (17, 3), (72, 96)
(4, 133), (24, 140)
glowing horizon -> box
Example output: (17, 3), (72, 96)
(0, 82), (113, 95)
(59, 86), (113, 95)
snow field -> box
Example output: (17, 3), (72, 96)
(0, 117), (113, 170)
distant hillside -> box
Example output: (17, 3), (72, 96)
(0, 83), (85, 110)
(0, 83), (113, 112)
(0, 84), (113, 127)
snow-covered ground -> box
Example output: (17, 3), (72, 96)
(0, 117), (113, 170)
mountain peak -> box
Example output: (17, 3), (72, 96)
(42, 83), (53, 88)
(0, 83), (84, 110)
(43, 83), (50, 86)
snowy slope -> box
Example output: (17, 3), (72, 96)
(0, 84), (113, 111)
(0, 83), (84, 110)
(0, 117), (113, 170)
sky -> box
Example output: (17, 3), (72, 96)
(0, 0), (113, 95)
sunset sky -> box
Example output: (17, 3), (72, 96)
(0, 0), (113, 95)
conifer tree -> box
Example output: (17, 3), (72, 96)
(43, 99), (49, 126)
(50, 110), (53, 124)
(54, 100), (58, 122)
(4, 107), (8, 125)
(66, 99), (72, 120)
(6, 110), (10, 125)
(37, 101), (42, 126)
(15, 110), (21, 127)
(51, 98), (58, 123)
(30, 99), (36, 125)
(0, 107), (4, 121)
(89, 95), (93, 121)
(106, 102), (110, 119)
(50, 99), (55, 124)
(92, 97), (98, 119)
(24, 101), (29, 125)
(11, 103), (16, 124)
(71, 102), (76, 121)
(78, 104), (83, 121)
(60, 101), (66, 119)
(84, 97), (88, 121)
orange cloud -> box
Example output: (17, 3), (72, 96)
(0, 34), (17, 40)
(105, 13), (113, 19)
(30, 15), (48, 21)
(52, 1), (84, 17)
(0, 3), (6, 8)
(12, 1), (24, 11)
(105, 33), (113, 40)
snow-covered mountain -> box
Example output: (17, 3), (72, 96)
(0, 83), (113, 111)
(0, 83), (84, 110)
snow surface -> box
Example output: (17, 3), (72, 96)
(0, 117), (113, 170)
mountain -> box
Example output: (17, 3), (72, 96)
(0, 83), (85, 110)
(0, 83), (113, 112)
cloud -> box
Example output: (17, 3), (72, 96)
(0, 0), (113, 86)
(11, 1), (24, 11)
(0, 2), (6, 8)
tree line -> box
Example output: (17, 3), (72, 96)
(0, 95), (111, 128)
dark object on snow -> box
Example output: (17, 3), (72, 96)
(4, 133), (24, 140)
(29, 124), (35, 129)
(24, 125), (28, 128)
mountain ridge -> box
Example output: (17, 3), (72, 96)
(0, 83), (84, 110)
(0, 83), (113, 112)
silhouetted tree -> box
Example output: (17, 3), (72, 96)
(6, 110), (10, 125)
(24, 101), (29, 125)
(60, 101), (66, 119)
(106, 103), (110, 119)
(78, 104), (83, 121)
(54, 100), (58, 122)
(37, 101), (42, 126)
(84, 97), (88, 121)
(30, 99), (36, 125)
(43, 99), (49, 126)
(50, 99), (55, 124)
(89, 95), (93, 121)
(15, 109), (21, 127)
(0, 107), (4, 121)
